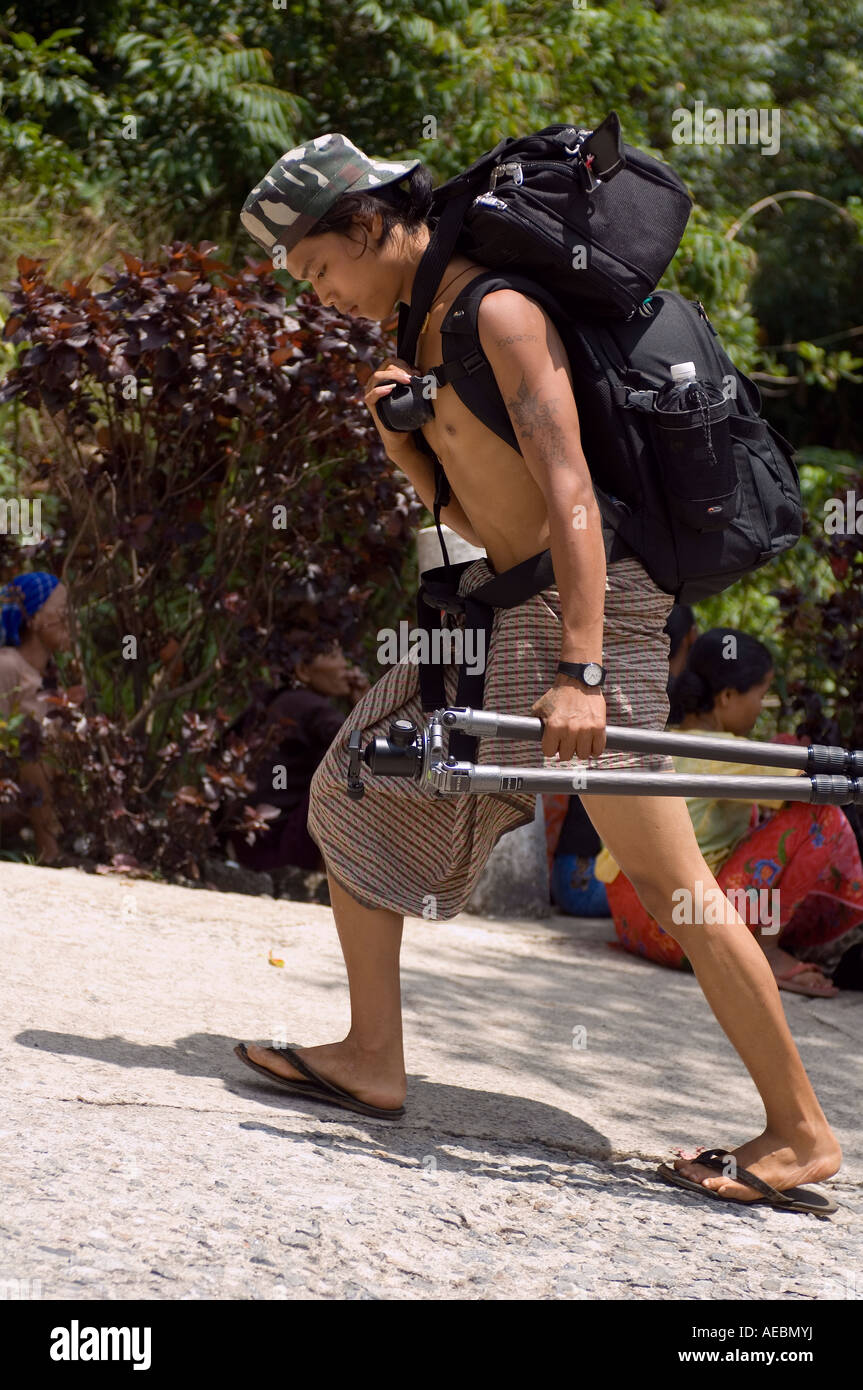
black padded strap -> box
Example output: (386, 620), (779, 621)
(430, 348), (487, 386)
(398, 189), (478, 365)
(432, 456), (452, 571)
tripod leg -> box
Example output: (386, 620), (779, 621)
(580, 790), (842, 1202)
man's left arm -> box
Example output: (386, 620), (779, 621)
(477, 289), (608, 760)
(477, 290), (606, 665)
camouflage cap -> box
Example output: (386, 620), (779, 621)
(240, 133), (421, 256)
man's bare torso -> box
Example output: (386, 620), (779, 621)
(413, 255), (563, 574)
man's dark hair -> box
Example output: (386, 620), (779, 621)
(305, 163), (435, 255)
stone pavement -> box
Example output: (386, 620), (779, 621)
(1, 861), (860, 1301)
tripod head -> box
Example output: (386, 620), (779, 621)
(347, 715), (442, 798)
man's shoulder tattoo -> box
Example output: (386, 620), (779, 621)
(504, 374), (569, 471)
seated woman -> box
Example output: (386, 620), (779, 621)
(594, 627), (863, 997)
(225, 639), (369, 874)
(0, 572), (72, 864)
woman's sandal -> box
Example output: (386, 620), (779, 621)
(774, 959), (839, 997)
(656, 1147), (838, 1216)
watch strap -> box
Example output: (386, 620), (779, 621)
(557, 660), (607, 686)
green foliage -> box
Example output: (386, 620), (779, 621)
(0, 25), (96, 196)
(3, 1), (861, 382)
(100, 19), (306, 225)
(661, 205), (762, 365)
(0, 6), (309, 239)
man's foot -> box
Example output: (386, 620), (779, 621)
(673, 1127), (842, 1203)
(761, 943), (839, 997)
(242, 1039), (406, 1111)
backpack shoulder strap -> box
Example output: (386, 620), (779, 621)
(436, 270), (567, 380)
(409, 270), (551, 570)
(430, 270), (635, 565)
(429, 270), (568, 451)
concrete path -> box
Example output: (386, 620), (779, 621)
(1, 861), (860, 1301)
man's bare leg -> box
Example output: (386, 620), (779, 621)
(244, 866), (408, 1110)
(580, 788), (842, 1201)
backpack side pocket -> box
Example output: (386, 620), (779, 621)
(648, 395), (738, 532)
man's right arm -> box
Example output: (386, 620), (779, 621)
(357, 355), (483, 548)
(386, 439), (484, 549)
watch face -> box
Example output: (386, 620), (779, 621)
(583, 663), (602, 685)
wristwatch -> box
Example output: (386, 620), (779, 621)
(557, 660), (607, 688)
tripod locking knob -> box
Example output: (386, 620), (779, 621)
(389, 718), (417, 747)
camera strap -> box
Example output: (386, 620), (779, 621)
(415, 548), (555, 761)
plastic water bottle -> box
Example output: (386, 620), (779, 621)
(663, 360), (718, 409)
(670, 360), (697, 389)
(656, 361), (728, 466)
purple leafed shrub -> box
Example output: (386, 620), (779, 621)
(0, 244), (425, 876)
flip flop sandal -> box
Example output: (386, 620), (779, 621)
(233, 1042), (406, 1120)
(656, 1147), (837, 1216)
(775, 960), (838, 996)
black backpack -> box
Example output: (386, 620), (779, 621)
(396, 114), (803, 602)
(405, 111), (694, 323)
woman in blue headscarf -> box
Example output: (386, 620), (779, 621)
(0, 572), (72, 863)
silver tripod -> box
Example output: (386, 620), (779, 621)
(346, 706), (863, 805)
